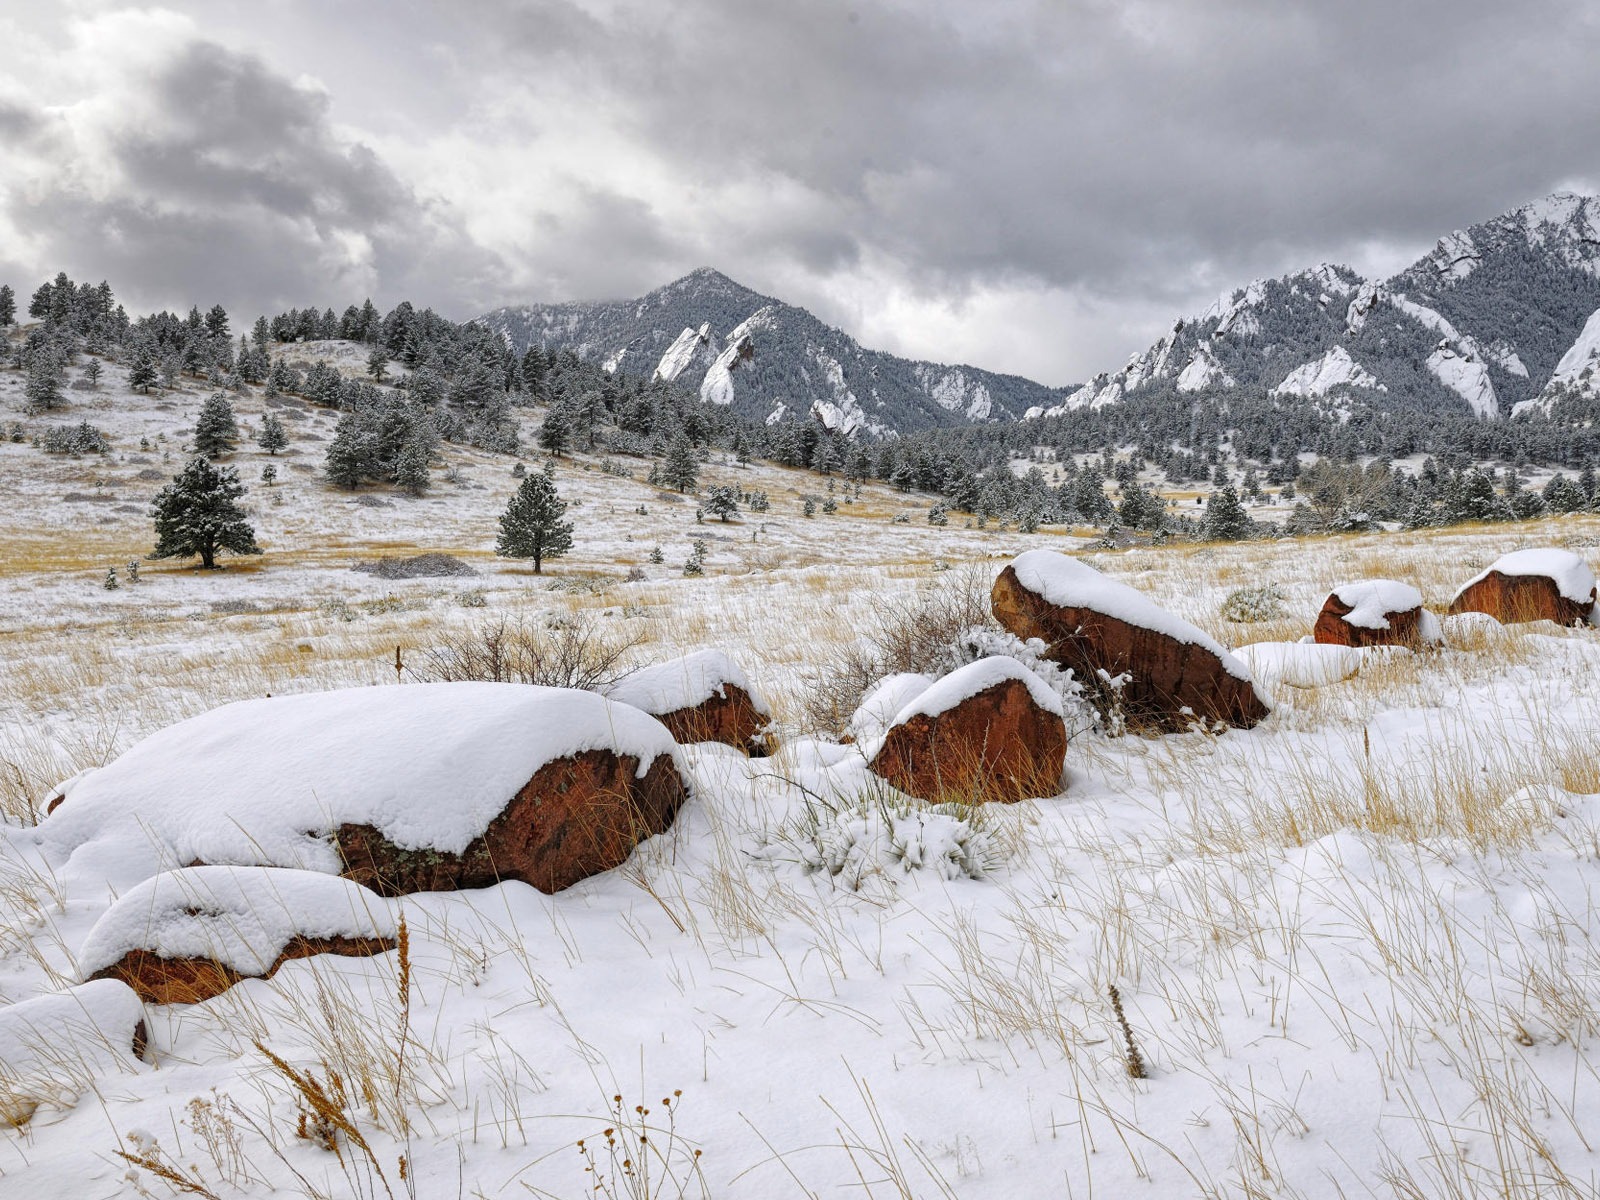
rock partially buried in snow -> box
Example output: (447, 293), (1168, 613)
(37, 683), (688, 896)
(843, 673), (936, 744)
(604, 650), (775, 755)
(867, 657), (1067, 803)
(1232, 642), (1362, 690)
(0, 980), (147, 1126)
(991, 550), (1271, 732)
(1447, 549), (1597, 626)
(79, 866), (396, 1005)
(1313, 580), (1441, 649)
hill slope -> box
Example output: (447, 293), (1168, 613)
(1036, 192), (1600, 427)
(476, 268), (1065, 435)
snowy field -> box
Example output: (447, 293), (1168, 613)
(3, 352), (1600, 1198)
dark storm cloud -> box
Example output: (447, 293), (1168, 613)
(3, 35), (505, 322)
(461, 0), (1600, 307)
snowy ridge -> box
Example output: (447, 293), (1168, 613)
(1272, 347), (1382, 397)
(699, 311), (766, 406)
(1425, 342), (1498, 418)
(36, 684), (681, 886)
(1007, 550), (1258, 684)
(1514, 307), (1600, 417)
(77, 866), (394, 978)
(654, 323), (713, 383)
(1176, 342), (1235, 392)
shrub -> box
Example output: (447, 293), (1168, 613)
(1220, 583), (1289, 623)
(410, 612), (640, 690)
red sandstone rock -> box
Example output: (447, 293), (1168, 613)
(992, 553), (1270, 733)
(605, 651), (775, 755)
(869, 667), (1067, 804)
(1448, 572), (1594, 625)
(92, 936), (395, 1006)
(335, 749), (688, 896)
(1313, 580), (1433, 648)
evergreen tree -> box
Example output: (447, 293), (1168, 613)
(128, 340), (159, 393)
(324, 415), (373, 489)
(83, 359), (102, 389)
(24, 351), (65, 412)
(0, 284), (14, 326)
(1202, 485), (1252, 541)
(393, 436), (431, 496)
(538, 405), (571, 457)
(258, 412), (289, 455)
(1444, 470), (1507, 524)
(192, 393), (239, 459)
(704, 484), (739, 522)
(496, 468), (573, 573)
(149, 457), (262, 569)
(661, 434), (699, 492)
(366, 348), (389, 382)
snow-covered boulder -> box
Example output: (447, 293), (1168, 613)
(1447, 549), (1597, 627)
(1232, 642), (1362, 690)
(604, 650), (775, 755)
(38, 683), (688, 896)
(868, 657), (1067, 804)
(1313, 580), (1441, 649)
(992, 551), (1271, 732)
(0, 980), (147, 1126)
(844, 673), (936, 744)
(79, 867), (396, 1005)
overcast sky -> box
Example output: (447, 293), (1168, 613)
(2, 1), (1597, 385)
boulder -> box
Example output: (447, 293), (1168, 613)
(868, 657), (1066, 803)
(843, 672), (936, 745)
(1447, 549), (1597, 626)
(38, 683), (688, 897)
(604, 650), (775, 755)
(80, 867), (395, 1005)
(1232, 641), (1362, 690)
(0, 980), (147, 1126)
(1313, 580), (1440, 648)
(992, 550), (1271, 732)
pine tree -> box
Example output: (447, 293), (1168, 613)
(366, 348), (389, 382)
(661, 434), (699, 493)
(324, 415), (373, 489)
(496, 469), (573, 573)
(83, 359), (103, 389)
(192, 393), (239, 459)
(393, 436), (431, 496)
(128, 341), (159, 393)
(1202, 485), (1252, 541)
(704, 484), (739, 522)
(0, 284), (14, 326)
(538, 405), (571, 457)
(258, 412), (289, 455)
(149, 457), (262, 569)
(24, 351), (65, 412)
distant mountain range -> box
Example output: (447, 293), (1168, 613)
(477, 192), (1600, 441)
(475, 268), (1063, 434)
(1032, 192), (1600, 428)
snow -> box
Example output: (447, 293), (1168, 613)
(36, 684), (681, 888)
(653, 323), (711, 383)
(1175, 342), (1236, 392)
(1271, 346), (1382, 397)
(605, 649), (771, 719)
(1007, 549), (1259, 684)
(1452, 548), (1598, 606)
(1345, 281), (1381, 333)
(846, 673), (935, 743)
(1231, 641), (1361, 689)
(1425, 229), (1482, 281)
(1199, 278), (1266, 332)
(1425, 343), (1499, 418)
(888, 656), (1064, 725)
(1331, 579), (1423, 629)
(919, 368), (994, 420)
(1551, 307), (1600, 384)
(77, 866), (394, 979)
(0, 980), (146, 1122)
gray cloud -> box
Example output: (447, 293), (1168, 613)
(5, 1), (1600, 381)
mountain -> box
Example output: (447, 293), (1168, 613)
(1030, 192), (1600, 429)
(475, 268), (1065, 435)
